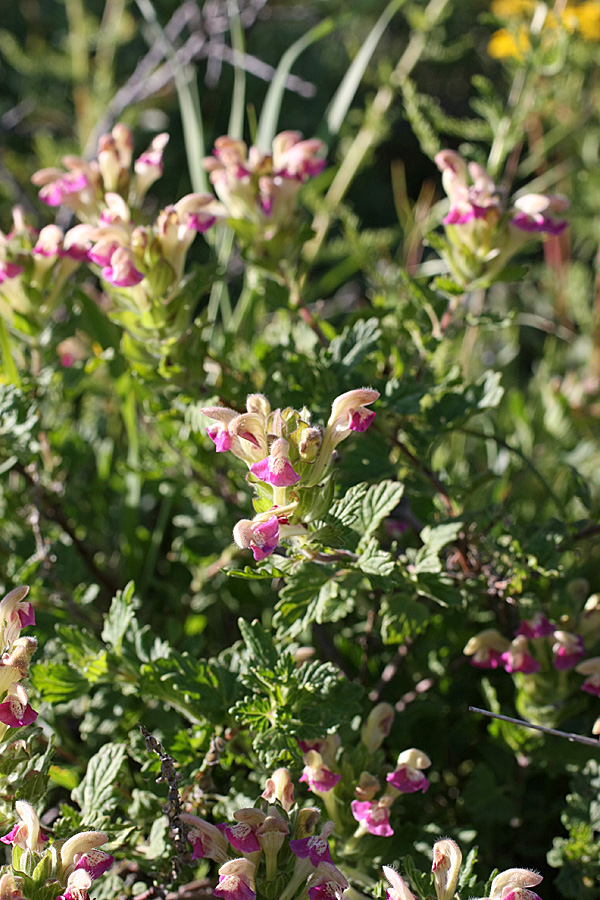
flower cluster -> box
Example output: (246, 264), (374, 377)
(29, 123), (222, 332)
(180, 798), (350, 900)
(180, 798), (543, 900)
(203, 131), (326, 243)
(0, 586), (37, 734)
(202, 388), (379, 561)
(1, 801), (113, 900)
(0, 207), (92, 328)
(434, 149), (568, 288)
(488, 0), (600, 61)
(385, 838), (544, 900)
(297, 704), (431, 839)
(464, 612), (586, 676)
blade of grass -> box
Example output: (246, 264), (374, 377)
(205, 0), (247, 334)
(304, 0), (452, 266)
(0, 318), (20, 387)
(135, 0), (207, 193)
(228, 0), (246, 139)
(257, 18), (335, 152)
(322, 0), (408, 141)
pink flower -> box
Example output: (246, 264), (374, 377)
(350, 798), (394, 836)
(31, 225), (63, 258)
(326, 389), (379, 446)
(0, 261), (24, 284)
(464, 629), (510, 668)
(261, 768), (295, 812)
(0, 585), (33, 645)
(134, 133), (169, 200)
(512, 194), (568, 236)
(383, 866), (417, 900)
(434, 151), (501, 226)
(217, 822), (260, 854)
(576, 657), (600, 697)
(386, 748), (431, 795)
(57, 869), (93, 900)
(289, 821), (335, 866)
(213, 859), (256, 900)
(488, 868), (543, 900)
(179, 814), (229, 863)
(233, 515), (280, 561)
(306, 863), (348, 900)
(552, 631), (585, 670)
(250, 439), (300, 487)
(501, 636), (540, 674)
(73, 848), (113, 880)
(272, 131), (327, 181)
(0, 683), (37, 727)
(515, 614), (555, 639)
(1, 802), (46, 852)
(207, 423), (232, 452)
(62, 224), (95, 261)
(37, 170), (90, 207)
(101, 247), (144, 287)
(386, 765), (429, 794)
(300, 750), (341, 794)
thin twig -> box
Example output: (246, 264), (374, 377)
(469, 707), (600, 749)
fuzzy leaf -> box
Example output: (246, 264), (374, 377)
(71, 743), (128, 826)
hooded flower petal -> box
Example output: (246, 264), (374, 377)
(179, 813), (229, 863)
(0, 683), (37, 727)
(350, 798), (394, 836)
(552, 631), (585, 670)
(213, 859), (256, 900)
(233, 516), (280, 561)
(501, 635), (540, 674)
(289, 821), (335, 867)
(299, 750), (341, 793)
(383, 866), (417, 900)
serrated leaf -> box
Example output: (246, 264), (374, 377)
(101, 581), (136, 655)
(326, 317), (382, 369)
(238, 619), (278, 669)
(381, 593), (430, 644)
(356, 539), (397, 577)
(30, 663), (89, 702)
(71, 743), (127, 827)
(326, 480), (404, 546)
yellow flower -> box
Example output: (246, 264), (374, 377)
(564, 0), (600, 39)
(487, 25), (531, 58)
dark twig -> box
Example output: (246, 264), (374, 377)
(139, 724), (188, 883)
(469, 707), (600, 749)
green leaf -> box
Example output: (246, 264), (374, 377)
(381, 593), (430, 644)
(101, 581), (136, 655)
(238, 618), (278, 670)
(325, 317), (382, 370)
(323, 0), (407, 137)
(257, 18), (335, 150)
(30, 663), (89, 702)
(326, 480), (405, 547)
(71, 743), (128, 827)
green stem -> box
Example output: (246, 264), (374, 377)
(0, 317), (20, 387)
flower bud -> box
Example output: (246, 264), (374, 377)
(432, 839), (462, 900)
(262, 767), (295, 811)
(2, 636), (37, 677)
(294, 807), (320, 840)
(361, 702), (394, 753)
(59, 831), (109, 874)
(382, 866), (416, 900)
